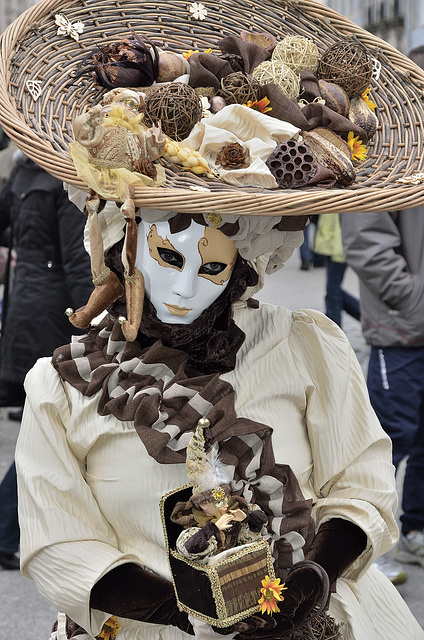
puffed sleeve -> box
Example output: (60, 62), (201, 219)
(288, 309), (398, 579)
(15, 357), (142, 636)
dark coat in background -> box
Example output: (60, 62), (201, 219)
(0, 155), (92, 387)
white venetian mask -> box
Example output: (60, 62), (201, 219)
(136, 219), (238, 324)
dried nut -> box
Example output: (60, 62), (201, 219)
(157, 52), (186, 83)
(209, 96), (227, 113)
(348, 97), (379, 140)
(302, 130), (356, 186)
(318, 80), (350, 117)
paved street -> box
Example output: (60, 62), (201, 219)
(0, 248), (423, 637)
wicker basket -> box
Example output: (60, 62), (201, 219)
(1, 0), (424, 215)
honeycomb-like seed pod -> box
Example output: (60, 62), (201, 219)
(266, 140), (318, 188)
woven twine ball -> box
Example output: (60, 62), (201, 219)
(143, 82), (203, 140)
(266, 140), (318, 189)
(218, 72), (261, 104)
(272, 35), (319, 73)
(252, 60), (300, 99)
(317, 40), (373, 98)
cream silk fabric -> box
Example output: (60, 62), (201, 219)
(184, 104), (300, 189)
(16, 304), (424, 640)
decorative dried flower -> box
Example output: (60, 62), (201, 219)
(72, 31), (159, 89)
(26, 80), (43, 101)
(347, 131), (368, 162)
(55, 13), (84, 42)
(97, 616), (120, 640)
(216, 143), (250, 169)
(361, 87), (377, 111)
(201, 96), (212, 118)
(189, 2), (208, 20)
(243, 96), (272, 114)
(258, 575), (287, 615)
(183, 48), (212, 60)
(133, 157), (158, 180)
(397, 172), (424, 185)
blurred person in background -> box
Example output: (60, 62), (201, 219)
(340, 49), (424, 583)
(314, 213), (360, 329)
(0, 150), (93, 570)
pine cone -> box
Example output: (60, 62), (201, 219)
(216, 143), (250, 169)
(133, 157), (158, 180)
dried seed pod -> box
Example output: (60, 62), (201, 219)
(302, 129), (356, 186)
(239, 30), (277, 52)
(309, 127), (352, 159)
(266, 139), (318, 188)
(157, 52), (186, 83)
(348, 96), (379, 139)
(318, 80), (350, 117)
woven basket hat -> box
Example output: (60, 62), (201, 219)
(2, 0), (424, 341)
(1, 0), (424, 217)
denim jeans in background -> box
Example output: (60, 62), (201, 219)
(367, 346), (424, 536)
(0, 461), (19, 554)
(325, 259), (360, 328)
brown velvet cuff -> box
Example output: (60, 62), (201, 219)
(245, 509), (268, 532)
(305, 518), (368, 587)
(90, 563), (193, 635)
(184, 521), (219, 554)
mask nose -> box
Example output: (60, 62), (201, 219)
(170, 265), (198, 299)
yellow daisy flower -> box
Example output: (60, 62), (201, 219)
(258, 575), (287, 615)
(361, 87), (377, 111)
(243, 96), (272, 114)
(182, 48), (212, 60)
(97, 616), (120, 640)
(347, 131), (368, 162)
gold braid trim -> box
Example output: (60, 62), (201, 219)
(124, 271), (139, 284)
(93, 266), (111, 286)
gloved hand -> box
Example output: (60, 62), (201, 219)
(215, 518), (367, 639)
(90, 563), (194, 635)
(224, 560), (329, 639)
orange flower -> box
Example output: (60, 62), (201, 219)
(97, 616), (120, 640)
(347, 131), (368, 162)
(361, 86), (377, 111)
(258, 575), (287, 615)
(243, 96), (272, 114)
(182, 48), (212, 59)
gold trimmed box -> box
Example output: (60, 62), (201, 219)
(160, 485), (275, 628)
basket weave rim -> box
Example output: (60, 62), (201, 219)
(1, 0), (424, 215)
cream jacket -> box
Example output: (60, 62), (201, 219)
(15, 303), (424, 639)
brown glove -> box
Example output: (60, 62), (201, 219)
(90, 563), (194, 635)
(216, 518), (367, 639)
(305, 518), (367, 588)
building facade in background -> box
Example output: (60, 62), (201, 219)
(1, 1), (423, 59)
(0, 0), (39, 35)
(325, 0), (424, 54)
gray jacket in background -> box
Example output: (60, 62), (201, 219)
(340, 208), (424, 347)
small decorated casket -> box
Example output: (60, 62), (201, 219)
(160, 485), (275, 628)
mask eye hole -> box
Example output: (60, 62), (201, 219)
(198, 262), (227, 276)
(157, 248), (184, 270)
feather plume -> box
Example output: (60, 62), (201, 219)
(186, 420), (231, 496)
